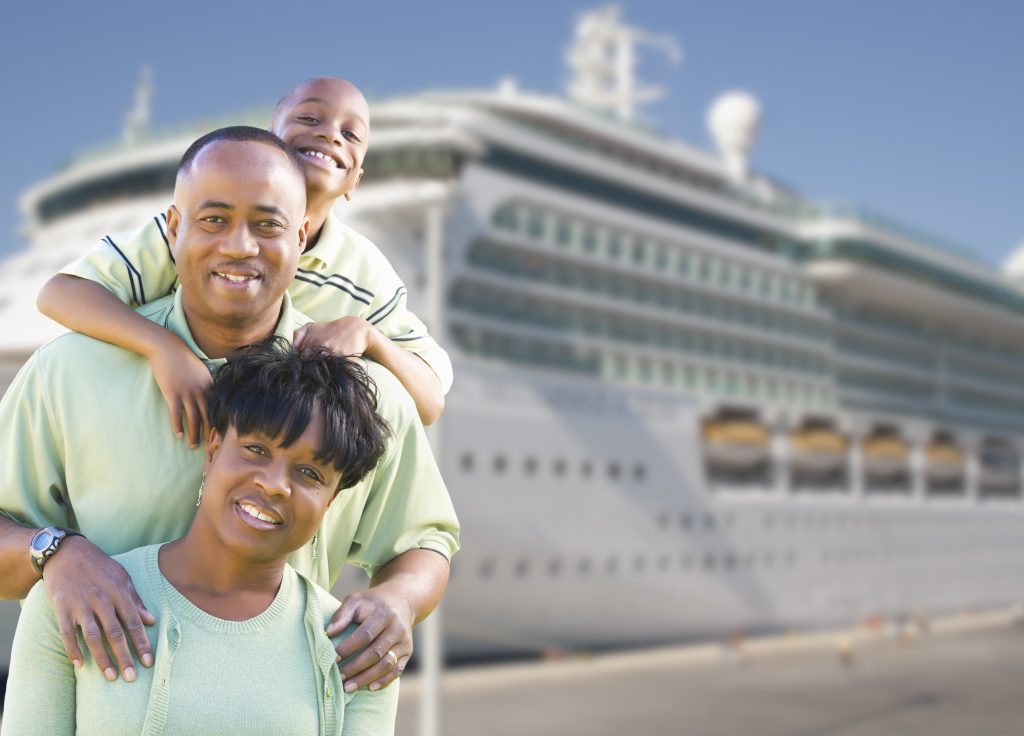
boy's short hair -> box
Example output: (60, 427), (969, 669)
(177, 125), (307, 186)
(208, 337), (391, 492)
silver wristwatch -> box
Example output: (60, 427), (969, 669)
(29, 526), (82, 574)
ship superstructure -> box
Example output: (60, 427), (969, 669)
(2, 6), (1024, 660)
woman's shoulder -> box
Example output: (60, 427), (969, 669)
(111, 544), (163, 600)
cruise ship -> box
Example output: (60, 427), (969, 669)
(2, 6), (1024, 663)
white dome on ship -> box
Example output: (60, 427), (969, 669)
(707, 91), (761, 183)
(1003, 240), (1024, 288)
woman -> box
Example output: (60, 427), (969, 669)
(2, 339), (394, 735)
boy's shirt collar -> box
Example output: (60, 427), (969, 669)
(300, 210), (349, 271)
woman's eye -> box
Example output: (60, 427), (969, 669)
(299, 467), (324, 484)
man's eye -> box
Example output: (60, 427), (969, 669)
(256, 220), (283, 229)
(200, 215), (227, 224)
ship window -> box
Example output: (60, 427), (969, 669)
(632, 241), (647, 265)
(680, 513), (693, 530)
(608, 462), (622, 480)
(656, 511), (671, 529)
(606, 557), (619, 575)
(608, 233), (623, 259)
(524, 457), (538, 475)
(658, 555), (671, 572)
(680, 554), (693, 570)
(553, 458), (567, 476)
(581, 460), (594, 477)
(493, 455), (508, 474)
(527, 211), (544, 239)
(514, 559), (530, 577)
(460, 453), (475, 472)
(704, 514), (716, 529)
(478, 559), (495, 578)
(582, 227), (598, 253)
(547, 559), (562, 577)
(703, 554), (716, 570)
(633, 555), (646, 572)
(633, 464), (647, 481)
(578, 558), (592, 576)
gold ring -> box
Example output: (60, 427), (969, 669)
(384, 649), (399, 667)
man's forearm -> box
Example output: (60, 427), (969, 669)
(0, 514), (41, 599)
(369, 548), (450, 624)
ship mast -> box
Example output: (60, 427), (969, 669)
(123, 66), (153, 144)
(565, 4), (681, 122)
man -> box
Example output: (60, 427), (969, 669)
(0, 126), (458, 694)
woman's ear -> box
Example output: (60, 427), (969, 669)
(204, 426), (223, 476)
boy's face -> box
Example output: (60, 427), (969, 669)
(271, 78), (370, 202)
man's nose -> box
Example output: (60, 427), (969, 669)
(220, 223), (260, 259)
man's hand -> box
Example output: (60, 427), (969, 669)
(42, 535), (155, 682)
(326, 586), (415, 692)
(294, 317), (377, 359)
(147, 337), (212, 449)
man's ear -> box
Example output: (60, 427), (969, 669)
(342, 169), (365, 202)
(166, 204), (181, 251)
(297, 216), (310, 252)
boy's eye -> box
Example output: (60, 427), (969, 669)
(244, 444), (268, 457)
(298, 115), (319, 124)
(343, 131), (361, 144)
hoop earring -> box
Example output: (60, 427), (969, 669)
(311, 533), (318, 561)
(196, 477), (205, 508)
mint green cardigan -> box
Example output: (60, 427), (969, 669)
(1, 545), (397, 735)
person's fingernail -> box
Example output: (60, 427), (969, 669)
(345, 681), (357, 693)
(124, 667), (136, 682)
(104, 667), (117, 681)
(369, 683), (380, 691)
(72, 658), (83, 668)
(335, 655), (342, 664)
(142, 653), (154, 667)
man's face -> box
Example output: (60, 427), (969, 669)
(271, 78), (370, 201)
(166, 140), (309, 330)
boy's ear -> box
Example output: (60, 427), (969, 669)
(343, 169), (365, 202)
(166, 205), (181, 248)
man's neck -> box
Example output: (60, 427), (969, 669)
(180, 299), (284, 359)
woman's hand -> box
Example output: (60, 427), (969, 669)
(147, 337), (212, 448)
(42, 535), (156, 682)
(327, 586), (415, 692)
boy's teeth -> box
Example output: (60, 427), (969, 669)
(304, 150), (335, 166)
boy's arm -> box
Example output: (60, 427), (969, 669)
(37, 274), (211, 447)
(294, 317), (444, 424)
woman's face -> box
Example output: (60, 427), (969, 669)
(200, 414), (343, 562)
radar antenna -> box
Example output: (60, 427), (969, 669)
(566, 4), (681, 122)
(123, 66), (153, 144)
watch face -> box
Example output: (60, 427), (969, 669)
(31, 530), (55, 552)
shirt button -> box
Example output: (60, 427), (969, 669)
(326, 687), (333, 698)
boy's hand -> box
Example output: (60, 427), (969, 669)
(294, 317), (379, 359)
(148, 338), (212, 448)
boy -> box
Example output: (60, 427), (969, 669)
(38, 77), (450, 448)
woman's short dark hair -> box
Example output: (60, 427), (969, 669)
(208, 337), (391, 492)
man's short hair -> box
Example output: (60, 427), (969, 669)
(176, 125), (307, 186)
(208, 337), (391, 492)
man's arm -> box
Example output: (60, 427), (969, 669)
(327, 548), (450, 692)
(0, 514), (42, 598)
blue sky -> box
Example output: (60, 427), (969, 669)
(1, 0), (1021, 266)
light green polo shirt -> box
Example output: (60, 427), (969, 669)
(1, 544), (398, 735)
(60, 210), (454, 393)
(0, 289), (459, 587)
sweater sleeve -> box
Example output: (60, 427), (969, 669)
(341, 680), (399, 736)
(0, 582), (76, 736)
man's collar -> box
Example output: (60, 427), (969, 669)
(164, 288), (300, 368)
